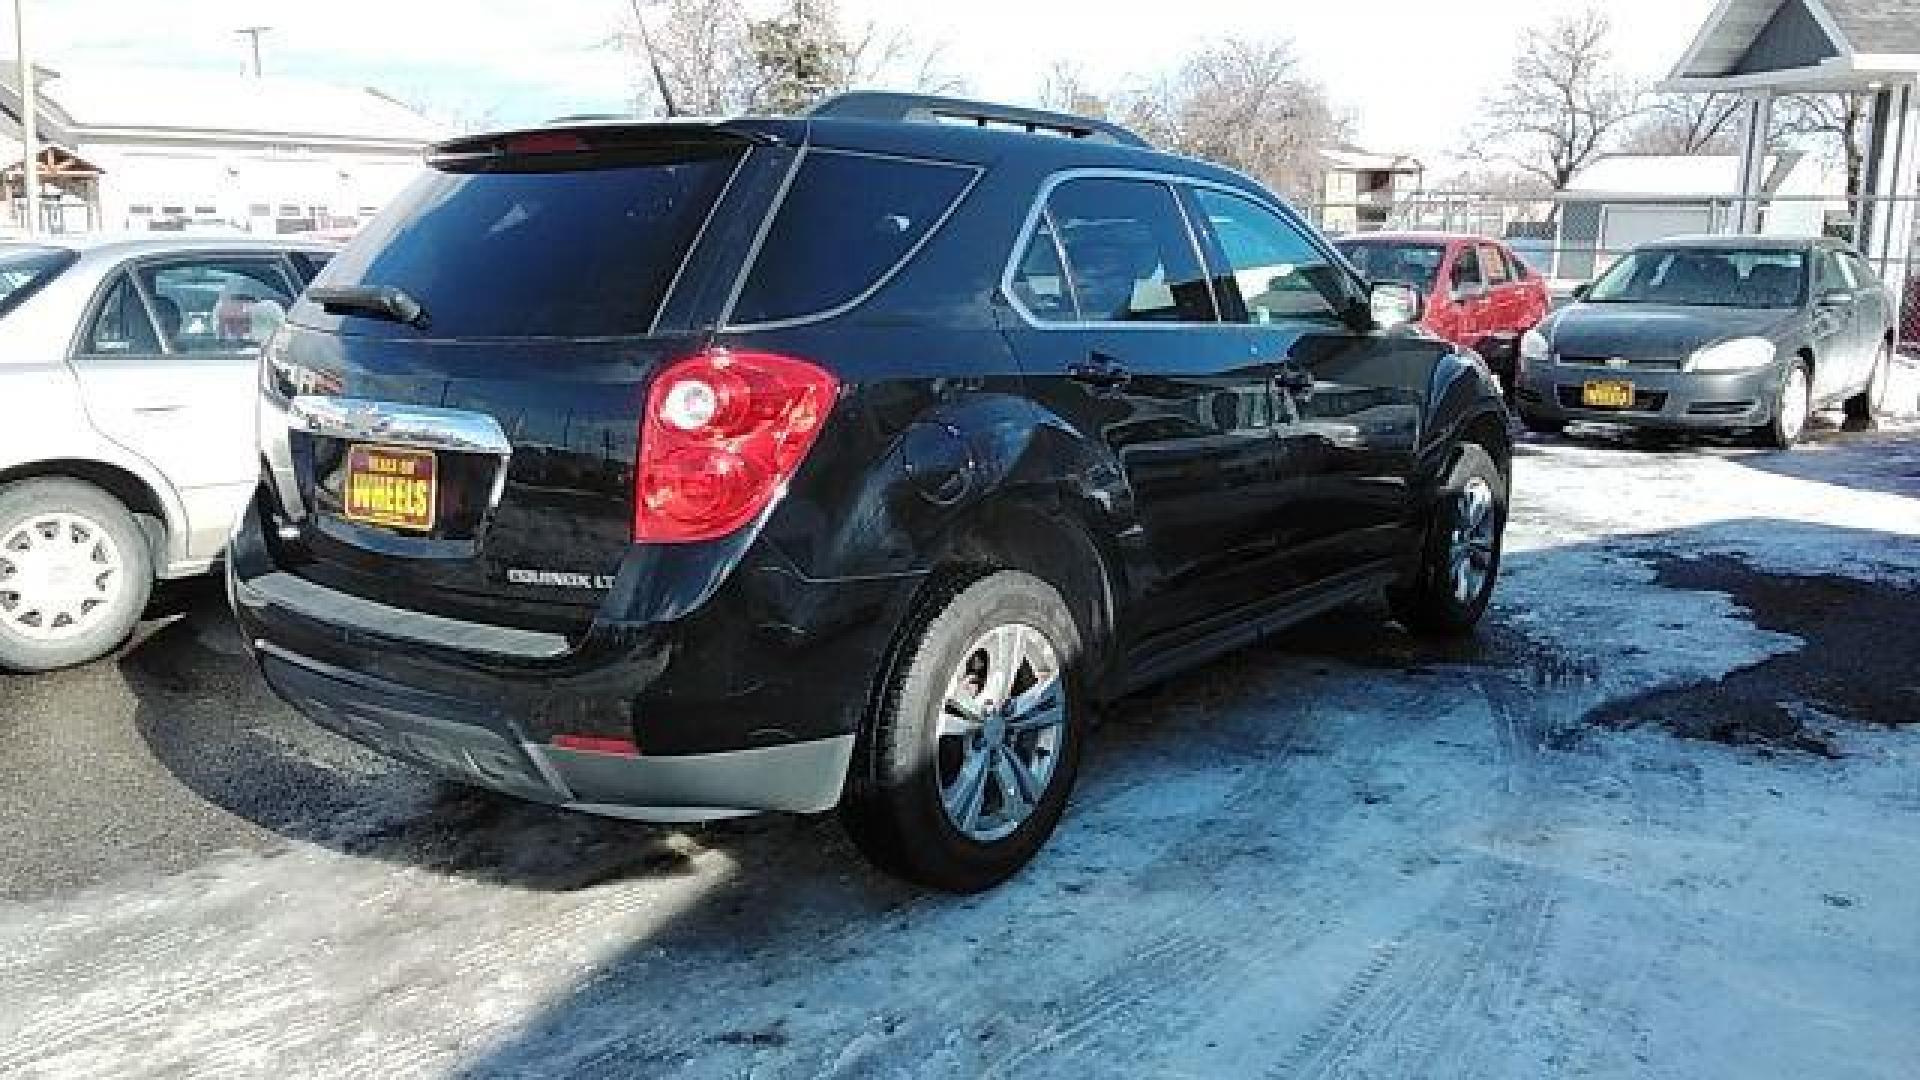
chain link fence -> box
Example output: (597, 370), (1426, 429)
(1305, 192), (1920, 351)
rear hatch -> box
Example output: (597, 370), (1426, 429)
(262, 126), (787, 636)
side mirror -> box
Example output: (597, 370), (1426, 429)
(1570, 282), (1591, 301)
(1370, 281), (1424, 330)
(1818, 288), (1853, 307)
(1452, 280), (1487, 302)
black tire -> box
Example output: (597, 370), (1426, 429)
(841, 568), (1087, 893)
(1518, 410), (1565, 435)
(1843, 342), (1891, 427)
(1759, 357), (1812, 450)
(1390, 444), (1507, 637)
(0, 478), (155, 672)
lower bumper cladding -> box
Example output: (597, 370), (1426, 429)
(255, 641), (853, 821)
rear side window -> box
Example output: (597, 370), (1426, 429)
(1016, 177), (1215, 324)
(1451, 245), (1482, 290)
(314, 151), (740, 337)
(730, 151), (975, 326)
(0, 245), (77, 320)
(1481, 245), (1511, 285)
(84, 275), (161, 355)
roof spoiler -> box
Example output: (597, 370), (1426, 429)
(426, 122), (775, 169)
(807, 92), (1149, 149)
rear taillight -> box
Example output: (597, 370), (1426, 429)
(634, 349), (838, 543)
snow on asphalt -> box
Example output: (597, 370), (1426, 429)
(3, 422), (1919, 1079)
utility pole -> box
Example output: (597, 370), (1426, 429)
(626, 0), (677, 117)
(14, 0), (36, 236)
(235, 25), (270, 78)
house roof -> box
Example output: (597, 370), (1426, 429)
(1323, 148), (1422, 173)
(1666, 0), (1920, 90)
(1554, 152), (1838, 199)
(0, 66), (441, 149)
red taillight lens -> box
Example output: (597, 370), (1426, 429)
(634, 349), (838, 543)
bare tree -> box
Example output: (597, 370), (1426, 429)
(1037, 60), (1109, 119)
(1627, 93), (1743, 155)
(1470, 7), (1643, 190)
(617, 0), (957, 117)
(1775, 92), (1871, 197)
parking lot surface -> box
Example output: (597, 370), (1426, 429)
(4, 421), (1920, 1079)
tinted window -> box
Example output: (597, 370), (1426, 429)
(138, 259), (295, 353)
(1587, 247), (1805, 308)
(1813, 249), (1850, 294)
(84, 275), (161, 355)
(1451, 245), (1482, 290)
(1042, 178), (1214, 323)
(1010, 218), (1075, 323)
(1336, 241), (1445, 291)
(0, 245), (77, 320)
(316, 151), (740, 337)
(1191, 187), (1345, 324)
(1481, 245), (1511, 286)
(1843, 251), (1881, 289)
(732, 151), (975, 325)
(290, 250), (334, 284)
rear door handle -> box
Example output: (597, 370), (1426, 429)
(1068, 353), (1132, 390)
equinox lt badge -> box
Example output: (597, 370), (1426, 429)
(507, 569), (615, 590)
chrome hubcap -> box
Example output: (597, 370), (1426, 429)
(937, 622), (1067, 843)
(0, 512), (124, 642)
(1781, 367), (1809, 441)
(1446, 477), (1499, 606)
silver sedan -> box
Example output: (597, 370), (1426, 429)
(0, 234), (333, 670)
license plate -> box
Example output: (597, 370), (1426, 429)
(1581, 379), (1635, 409)
(342, 444), (437, 531)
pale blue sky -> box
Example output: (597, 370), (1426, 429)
(12, 0), (1722, 168)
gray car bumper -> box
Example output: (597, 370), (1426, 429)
(1514, 361), (1783, 430)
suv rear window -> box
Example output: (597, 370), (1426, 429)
(729, 151), (975, 326)
(0, 245), (78, 320)
(312, 151), (740, 338)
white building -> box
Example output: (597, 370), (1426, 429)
(1319, 148), (1424, 234)
(1550, 151), (1850, 278)
(2, 65), (441, 236)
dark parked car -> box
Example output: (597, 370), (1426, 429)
(230, 94), (1511, 891)
(1514, 235), (1895, 448)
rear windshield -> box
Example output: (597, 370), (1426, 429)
(1587, 247), (1806, 308)
(0, 245), (77, 320)
(1335, 241), (1445, 291)
(312, 151), (740, 337)
(729, 150), (976, 325)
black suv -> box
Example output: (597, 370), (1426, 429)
(231, 94), (1510, 891)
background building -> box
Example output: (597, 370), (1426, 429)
(1319, 148), (1424, 234)
(0, 65), (441, 236)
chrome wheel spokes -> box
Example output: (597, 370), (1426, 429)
(1446, 477), (1499, 606)
(937, 621), (1066, 842)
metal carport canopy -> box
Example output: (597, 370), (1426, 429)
(1661, 0), (1920, 333)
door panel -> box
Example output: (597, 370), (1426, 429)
(1002, 177), (1287, 641)
(70, 259), (296, 554)
(1810, 249), (1861, 400)
(1183, 186), (1424, 588)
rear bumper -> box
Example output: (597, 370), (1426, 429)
(228, 494), (911, 818)
(255, 642), (851, 818)
(1514, 361), (1781, 430)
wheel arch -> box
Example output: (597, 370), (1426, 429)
(0, 458), (179, 570)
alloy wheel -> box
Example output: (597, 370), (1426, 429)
(936, 622), (1067, 843)
(0, 512), (125, 642)
(1446, 477), (1499, 606)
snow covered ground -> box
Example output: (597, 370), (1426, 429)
(3, 415), (1918, 1079)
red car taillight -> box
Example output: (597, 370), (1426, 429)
(633, 349), (838, 543)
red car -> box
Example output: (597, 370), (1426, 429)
(1334, 231), (1550, 390)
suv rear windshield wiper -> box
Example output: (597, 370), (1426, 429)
(309, 285), (430, 329)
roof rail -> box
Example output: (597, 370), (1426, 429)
(806, 92), (1149, 149)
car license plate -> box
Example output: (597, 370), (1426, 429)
(1581, 379), (1635, 409)
(343, 444), (437, 531)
